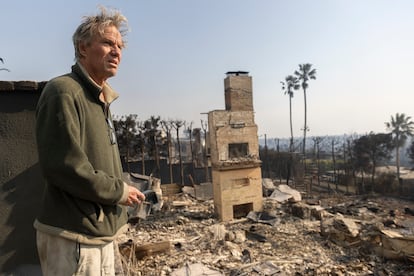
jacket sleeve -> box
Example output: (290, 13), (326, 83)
(36, 81), (126, 205)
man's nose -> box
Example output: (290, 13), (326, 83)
(111, 47), (121, 57)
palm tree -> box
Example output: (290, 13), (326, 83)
(185, 122), (196, 183)
(200, 119), (210, 182)
(281, 75), (300, 152)
(161, 120), (174, 184)
(385, 113), (414, 192)
(172, 120), (185, 186)
(294, 63), (317, 158)
(0, 57), (10, 72)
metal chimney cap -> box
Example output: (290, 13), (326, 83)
(226, 71), (249, 76)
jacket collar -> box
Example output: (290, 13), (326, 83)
(72, 63), (119, 104)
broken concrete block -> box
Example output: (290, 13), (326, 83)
(333, 216), (360, 237)
(269, 189), (292, 203)
(321, 214), (361, 246)
(252, 261), (280, 275)
(310, 205), (326, 220)
(209, 224), (227, 241)
(194, 182), (213, 200)
(374, 229), (414, 261)
(226, 230), (246, 244)
(182, 186), (195, 197)
(225, 241), (242, 258)
(234, 231), (246, 244)
(262, 178), (275, 196)
(291, 202), (312, 219)
(277, 184), (302, 202)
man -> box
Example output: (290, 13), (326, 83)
(34, 7), (145, 275)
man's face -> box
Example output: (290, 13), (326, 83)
(79, 25), (123, 85)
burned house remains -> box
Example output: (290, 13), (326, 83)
(208, 71), (263, 221)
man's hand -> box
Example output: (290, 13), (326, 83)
(125, 185), (146, 206)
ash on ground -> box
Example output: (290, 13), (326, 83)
(117, 184), (414, 276)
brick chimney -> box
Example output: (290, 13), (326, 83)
(208, 72), (263, 221)
(224, 71), (253, 112)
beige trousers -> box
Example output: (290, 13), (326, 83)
(36, 230), (115, 276)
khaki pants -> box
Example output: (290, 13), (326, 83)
(36, 230), (115, 276)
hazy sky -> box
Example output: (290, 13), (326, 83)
(2, 1), (414, 138)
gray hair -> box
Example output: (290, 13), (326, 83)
(72, 6), (128, 61)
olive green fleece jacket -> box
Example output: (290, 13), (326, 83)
(34, 63), (129, 244)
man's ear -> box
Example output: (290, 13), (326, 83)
(78, 42), (88, 58)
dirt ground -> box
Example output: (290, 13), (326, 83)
(118, 187), (414, 276)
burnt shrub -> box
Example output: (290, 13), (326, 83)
(373, 173), (398, 194)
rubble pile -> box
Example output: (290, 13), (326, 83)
(117, 186), (414, 275)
